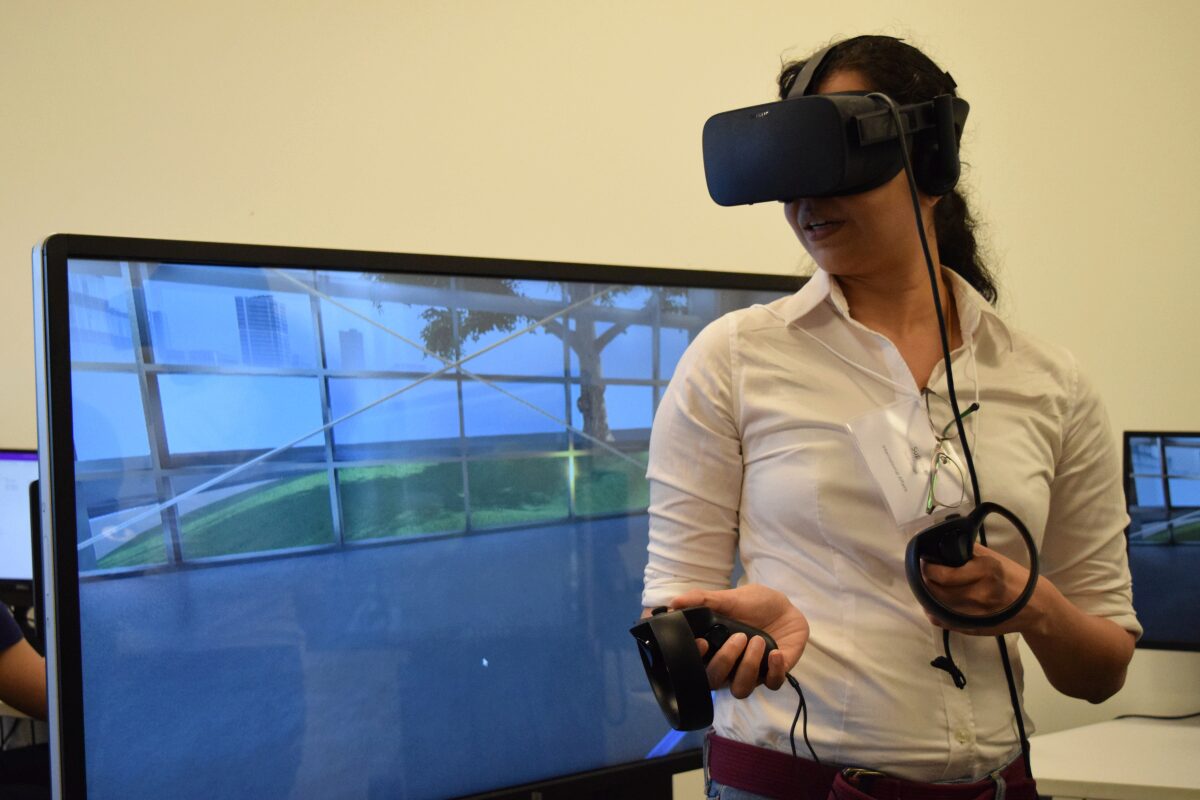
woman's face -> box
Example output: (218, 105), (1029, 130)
(783, 70), (938, 279)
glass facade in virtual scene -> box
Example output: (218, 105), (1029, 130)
(68, 261), (756, 570)
(1126, 434), (1200, 545)
(1124, 432), (1200, 650)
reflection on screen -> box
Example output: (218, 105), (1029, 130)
(65, 258), (787, 798)
(1125, 432), (1200, 649)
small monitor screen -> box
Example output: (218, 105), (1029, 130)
(0, 449), (37, 586)
(36, 236), (796, 799)
(1124, 431), (1200, 650)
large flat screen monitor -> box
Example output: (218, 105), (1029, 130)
(33, 234), (798, 799)
(0, 448), (38, 607)
(1123, 431), (1200, 650)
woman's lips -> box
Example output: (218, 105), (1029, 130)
(803, 220), (844, 242)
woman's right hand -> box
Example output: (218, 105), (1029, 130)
(667, 584), (809, 699)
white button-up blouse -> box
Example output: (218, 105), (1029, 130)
(642, 268), (1141, 782)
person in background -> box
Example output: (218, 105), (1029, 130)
(642, 34), (1139, 800)
(0, 603), (48, 798)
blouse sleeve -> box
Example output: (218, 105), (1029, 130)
(641, 315), (743, 609)
(1038, 361), (1143, 638)
(0, 604), (24, 652)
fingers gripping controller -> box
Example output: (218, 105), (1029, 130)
(629, 606), (778, 730)
(904, 502), (1040, 629)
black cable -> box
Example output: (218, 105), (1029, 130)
(870, 93), (1034, 780)
(785, 674), (819, 764)
(931, 627), (967, 689)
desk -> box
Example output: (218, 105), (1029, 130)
(0, 701), (27, 718)
(1031, 716), (1200, 799)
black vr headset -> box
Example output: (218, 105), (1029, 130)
(702, 43), (970, 204)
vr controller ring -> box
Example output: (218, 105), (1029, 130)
(904, 501), (1040, 629)
(629, 607), (778, 731)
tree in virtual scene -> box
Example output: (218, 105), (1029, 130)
(411, 279), (682, 444)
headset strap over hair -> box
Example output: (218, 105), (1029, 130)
(786, 43), (836, 99)
(788, 37), (958, 100)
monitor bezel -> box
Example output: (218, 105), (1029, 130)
(1121, 429), (1200, 652)
(36, 233), (797, 799)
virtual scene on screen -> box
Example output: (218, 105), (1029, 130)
(65, 259), (782, 798)
(1125, 433), (1200, 647)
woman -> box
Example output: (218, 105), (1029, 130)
(641, 35), (1139, 799)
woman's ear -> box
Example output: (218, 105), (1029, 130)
(920, 192), (941, 230)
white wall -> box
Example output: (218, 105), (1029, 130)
(3, 0), (1198, 789)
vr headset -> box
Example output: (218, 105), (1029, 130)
(701, 43), (970, 204)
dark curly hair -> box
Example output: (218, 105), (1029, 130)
(779, 35), (997, 304)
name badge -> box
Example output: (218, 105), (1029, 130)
(846, 397), (966, 527)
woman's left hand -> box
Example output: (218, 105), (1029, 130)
(921, 543), (1046, 636)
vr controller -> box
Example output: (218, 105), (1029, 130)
(629, 606), (777, 731)
(905, 502), (1040, 629)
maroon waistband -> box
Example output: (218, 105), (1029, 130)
(706, 733), (1037, 800)
(707, 734), (838, 800)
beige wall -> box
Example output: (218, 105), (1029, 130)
(3, 0), (1198, 776)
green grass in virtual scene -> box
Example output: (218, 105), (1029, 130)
(465, 455), (571, 528)
(95, 452), (651, 568)
(1178, 520), (1200, 542)
(572, 453), (649, 516)
(340, 462), (467, 540)
(96, 472), (335, 568)
(1134, 518), (1200, 544)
